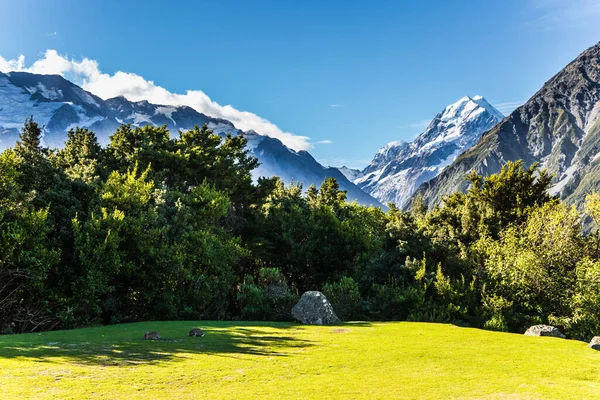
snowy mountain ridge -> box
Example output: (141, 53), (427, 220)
(354, 96), (504, 207)
(412, 42), (600, 212)
(0, 71), (382, 207)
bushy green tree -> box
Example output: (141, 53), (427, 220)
(54, 127), (104, 184)
(322, 276), (362, 321)
(4, 117), (600, 339)
(75, 165), (242, 323)
(249, 178), (385, 291)
(237, 267), (297, 320)
(478, 201), (583, 332)
(0, 150), (59, 332)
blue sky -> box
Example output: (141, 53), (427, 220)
(1, 0), (600, 168)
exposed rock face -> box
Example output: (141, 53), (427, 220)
(412, 42), (600, 211)
(291, 291), (340, 325)
(524, 325), (566, 338)
(589, 336), (600, 350)
(355, 96), (502, 208)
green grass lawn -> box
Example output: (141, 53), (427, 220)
(1, 321), (599, 399)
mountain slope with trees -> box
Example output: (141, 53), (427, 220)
(412, 42), (600, 210)
(0, 72), (381, 206)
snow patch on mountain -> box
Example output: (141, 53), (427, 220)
(337, 166), (363, 182)
(65, 104), (106, 131)
(0, 74), (64, 132)
(129, 112), (153, 126)
(155, 106), (178, 126)
(26, 83), (64, 100)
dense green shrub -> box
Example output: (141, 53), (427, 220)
(3, 119), (600, 341)
(322, 277), (362, 321)
(237, 268), (297, 320)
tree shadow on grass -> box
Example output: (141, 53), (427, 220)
(0, 322), (315, 367)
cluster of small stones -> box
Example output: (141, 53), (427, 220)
(145, 319), (600, 351)
(144, 328), (204, 340)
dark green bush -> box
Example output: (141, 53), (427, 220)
(322, 277), (362, 321)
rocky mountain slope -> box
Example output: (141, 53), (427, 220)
(412, 42), (600, 210)
(355, 96), (503, 207)
(0, 71), (382, 207)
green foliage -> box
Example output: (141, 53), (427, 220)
(551, 257), (600, 340)
(54, 128), (104, 184)
(466, 160), (553, 230)
(3, 117), (600, 342)
(478, 201), (583, 332)
(248, 178), (385, 292)
(322, 277), (362, 321)
(237, 277), (269, 320)
(0, 150), (60, 332)
(237, 268), (297, 320)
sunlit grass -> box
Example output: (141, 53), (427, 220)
(1, 321), (599, 399)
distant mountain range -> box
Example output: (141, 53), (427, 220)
(0, 71), (382, 207)
(4, 41), (600, 212)
(412, 41), (600, 210)
(339, 96), (503, 208)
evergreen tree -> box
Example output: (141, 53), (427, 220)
(16, 116), (43, 155)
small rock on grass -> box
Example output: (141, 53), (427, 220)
(524, 325), (566, 338)
(144, 331), (160, 340)
(189, 328), (205, 337)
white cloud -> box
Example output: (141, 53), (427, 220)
(0, 50), (312, 151)
(0, 54), (25, 72)
(328, 104), (347, 108)
(315, 139), (333, 144)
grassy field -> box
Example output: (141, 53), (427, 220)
(1, 321), (599, 399)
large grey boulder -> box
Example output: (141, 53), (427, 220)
(292, 291), (340, 325)
(589, 336), (600, 350)
(524, 324), (566, 338)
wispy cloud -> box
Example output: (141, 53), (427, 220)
(315, 140), (333, 144)
(0, 50), (312, 151)
(493, 100), (525, 115)
(528, 0), (600, 29)
(328, 104), (347, 108)
(319, 157), (371, 169)
(401, 119), (431, 131)
(46, 32), (57, 37)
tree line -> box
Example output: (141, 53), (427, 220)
(2, 118), (600, 341)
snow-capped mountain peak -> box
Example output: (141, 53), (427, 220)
(412, 41), (600, 211)
(354, 96), (503, 207)
(438, 95), (502, 124)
